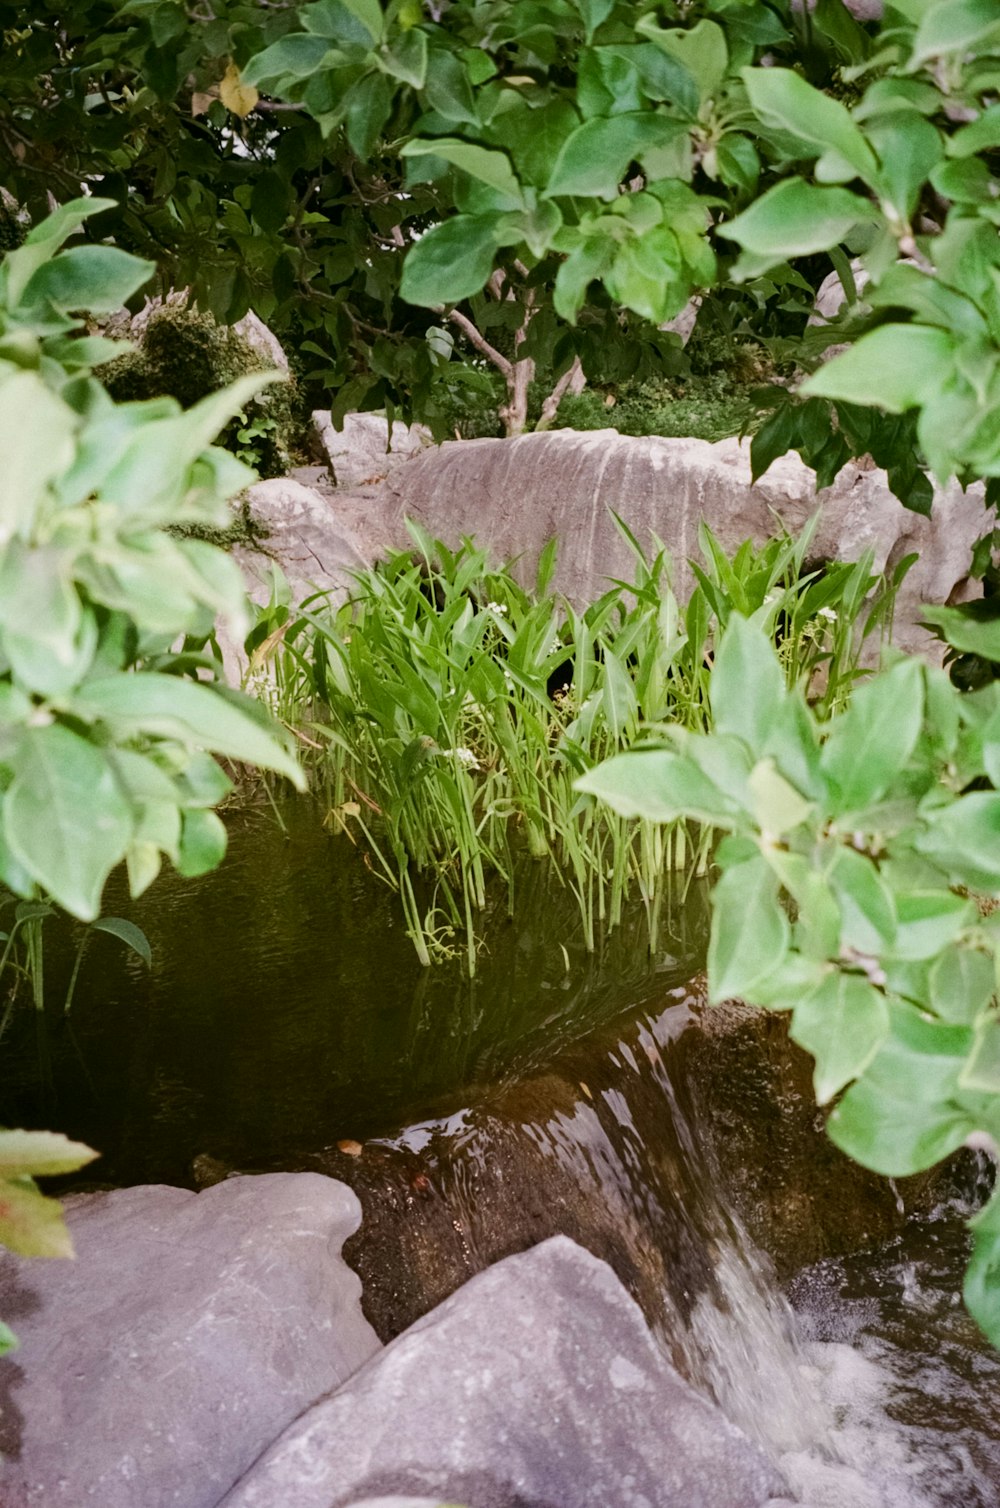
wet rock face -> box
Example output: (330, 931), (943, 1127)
(0, 1174), (380, 1508)
(316, 990), (948, 1346)
(221, 1237), (786, 1508)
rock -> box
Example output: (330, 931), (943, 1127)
(373, 429), (985, 657)
(236, 476), (371, 602)
(0, 1173), (381, 1508)
(313, 411), (433, 489)
(222, 1236), (785, 1508)
(126, 293), (289, 373)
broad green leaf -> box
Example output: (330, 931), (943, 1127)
(921, 602), (1000, 661)
(643, 20), (727, 104)
(545, 114), (682, 200)
(802, 325), (955, 411)
(575, 0), (616, 41)
(708, 854), (790, 1002)
(177, 808), (228, 877)
(5, 726), (134, 921)
(0, 371), (77, 540)
(748, 758), (813, 837)
(864, 111), (943, 220)
(721, 179), (876, 278)
(423, 49), (478, 125)
(241, 33), (333, 87)
(949, 104), (1000, 158)
(90, 916), (152, 967)
(576, 747), (741, 825)
(401, 215), (500, 306)
(20, 246), (154, 315)
(959, 1014), (1000, 1092)
(966, 1193), (1000, 1347)
(911, 0), (1000, 64)
(0, 1322), (17, 1357)
(597, 644), (638, 736)
(71, 674), (305, 788)
(709, 614), (787, 759)
(791, 973), (890, 1103)
(819, 657), (924, 812)
(379, 28), (427, 88)
(828, 847), (897, 955)
(0, 1129), (98, 1177)
(828, 1003), (974, 1175)
(743, 67), (878, 182)
(1, 197), (117, 306)
(929, 947), (995, 1024)
(891, 891), (976, 961)
(915, 793), (1000, 891)
(401, 139), (523, 206)
(0, 1178), (76, 1259)
(344, 71), (394, 158)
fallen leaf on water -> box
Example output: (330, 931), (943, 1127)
(337, 1139), (363, 1157)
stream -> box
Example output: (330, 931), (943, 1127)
(5, 797), (1000, 1506)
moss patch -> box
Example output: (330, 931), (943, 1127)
(104, 305), (300, 479)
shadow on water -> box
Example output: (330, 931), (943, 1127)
(5, 796), (1000, 1505)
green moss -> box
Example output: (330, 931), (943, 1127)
(103, 305), (300, 479)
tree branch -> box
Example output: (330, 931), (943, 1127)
(446, 308), (513, 379)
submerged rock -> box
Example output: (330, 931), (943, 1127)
(221, 1236), (786, 1508)
(0, 1173), (380, 1508)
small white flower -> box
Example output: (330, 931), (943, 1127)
(817, 606), (838, 622)
(438, 745), (480, 769)
(486, 601), (508, 615)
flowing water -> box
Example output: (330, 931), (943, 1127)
(5, 797), (1000, 1506)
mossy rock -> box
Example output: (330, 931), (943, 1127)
(103, 304), (299, 479)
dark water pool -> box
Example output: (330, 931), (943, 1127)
(3, 796), (710, 1187)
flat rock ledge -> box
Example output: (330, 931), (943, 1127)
(0, 1174), (380, 1508)
(222, 1235), (785, 1508)
(240, 429), (984, 663)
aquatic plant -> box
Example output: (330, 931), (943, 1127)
(246, 519), (894, 973)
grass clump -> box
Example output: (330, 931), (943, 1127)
(244, 522), (902, 973)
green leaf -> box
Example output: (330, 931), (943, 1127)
(819, 657), (924, 812)
(929, 947), (995, 1024)
(747, 758), (813, 837)
(72, 674), (305, 789)
(921, 601), (1000, 660)
(709, 614), (787, 759)
(0, 1177), (76, 1258)
(743, 67), (878, 181)
(251, 170), (292, 236)
(708, 854), (790, 1002)
(0, 371), (78, 540)
(20, 246), (154, 316)
(401, 139), (523, 206)
(575, 0), (616, 42)
(966, 1190), (1000, 1347)
(791, 973), (890, 1103)
(1, 196), (117, 306)
(423, 49), (478, 125)
(0, 1321), (18, 1357)
(802, 325), (955, 412)
(177, 808), (228, 878)
(959, 1014), (1000, 1092)
(828, 846), (898, 955)
(576, 748), (741, 826)
(641, 19), (727, 104)
(90, 916), (152, 967)
(828, 1003), (974, 1176)
(401, 215), (500, 306)
(721, 180), (877, 279)
(241, 33), (333, 87)
(0, 1129), (98, 1178)
(891, 891), (976, 961)
(379, 28), (427, 88)
(915, 793), (1000, 891)
(344, 70), (394, 158)
(911, 0), (1000, 64)
(5, 726), (134, 922)
(545, 114), (681, 200)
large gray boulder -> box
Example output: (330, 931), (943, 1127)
(373, 429), (984, 656)
(222, 1235), (785, 1508)
(0, 1174), (380, 1508)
